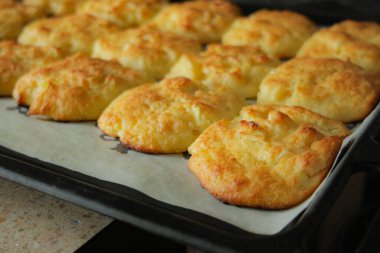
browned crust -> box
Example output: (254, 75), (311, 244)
(188, 138), (337, 209)
(78, 0), (168, 28)
(166, 44), (280, 98)
(257, 57), (380, 122)
(18, 14), (121, 56)
(97, 77), (245, 154)
(222, 9), (317, 58)
(187, 105), (349, 209)
(297, 20), (380, 74)
(13, 54), (152, 121)
(0, 40), (63, 96)
(150, 0), (241, 43)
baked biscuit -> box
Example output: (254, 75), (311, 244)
(0, 41), (62, 96)
(78, 0), (168, 28)
(98, 77), (245, 153)
(18, 14), (121, 56)
(297, 20), (380, 73)
(93, 26), (201, 80)
(23, 0), (89, 16)
(150, 0), (240, 43)
(0, 0), (44, 40)
(166, 44), (280, 98)
(222, 9), (317, 58)
(188, 105), (350, 209)
(13, 54), (153, 121)
(257, 57), (380, 122)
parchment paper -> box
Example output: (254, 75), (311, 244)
(0, 98), (370, 235)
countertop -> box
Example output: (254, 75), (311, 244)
(0, 176), (112, 253)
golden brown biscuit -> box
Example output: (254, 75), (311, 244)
(13, 54), (153, 121)
(0, 0), (44, 40)
(92, 26), (201, 80)
(257, 57), (380, 122)
(0, 0), (25, 40)
(166, 44), (280, 98)
(78, 0), (168, 28)
(297, 20), (380, 74)
(188, 105), (350, 209)
(18, 14), (121, 56)
(0, 41), (62, 96)
(150, 0), (240, 43)
(222, 9), (317, 58)
(23, 0), (89, 16)
(98, 77), (245, 153)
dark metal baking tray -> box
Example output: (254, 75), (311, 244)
(1, 101), (379, 253)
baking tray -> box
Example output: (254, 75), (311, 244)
(1, 101), (379, 253)
(2, 2), (380, 252)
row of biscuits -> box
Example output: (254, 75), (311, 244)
(1, 0), (380, 209)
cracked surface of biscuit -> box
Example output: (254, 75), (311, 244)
(0, 41), (62, 96)
(188, 105), (350, 209)
(150, 0), (240, 43)
(297, 20), (380, 74)
(0, 0), (44, 40)
(257, 57), (380, 122)
(222, 9), (317, 58)
(23, 0), (89, 16)
(78, 0), (168, 28)
(98, 77), (245, 153)
(166, 44), (280, 98)
(13, 54), (153, 121)
(18, 14), (121, 56)
(93, 26), (201, 80)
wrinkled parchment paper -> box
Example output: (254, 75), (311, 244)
(0, 98), (370, 235)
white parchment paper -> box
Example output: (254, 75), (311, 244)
(0, 98), (370, 235)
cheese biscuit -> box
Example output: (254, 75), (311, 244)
(222, 9), (317, 58)
(188, 105), (350, 209)
(18, 14), (121, 56)
(93, 26), (201, 80)
(150, 0), (240, 43)
(0, 41), (62, 96)
(297, 20), (380, 74)
(23, 0), (89, 16)
(98, 77), (245, 153)
(78, 0), (168, 28)
(166, 44), (280, 98)
(257, 57), (380, 122)
(13, 54), (153, 121)
(0, 0), (44, 40)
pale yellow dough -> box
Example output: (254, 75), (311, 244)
(93, 26), (201, 80)
(166, 44), (280, 98)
